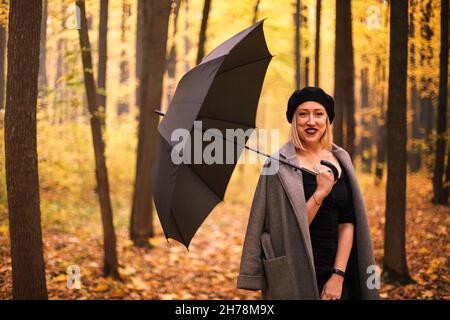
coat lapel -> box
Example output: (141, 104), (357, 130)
(276, 140), (349, 298)
(276, 141), (317, 293)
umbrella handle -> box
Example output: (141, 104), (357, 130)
(320, 160), (339, 181)
(154, 108), (339, 182)
(154, 109), (165, 117)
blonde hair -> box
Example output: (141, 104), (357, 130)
(290, 115), (333, 152)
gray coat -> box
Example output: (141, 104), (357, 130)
(237, 141), (380, 300)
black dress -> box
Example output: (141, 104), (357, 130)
(302, 159), (356, 299)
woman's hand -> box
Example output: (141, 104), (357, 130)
(314, 169), (335, 201)
(321, 274), (344, 300)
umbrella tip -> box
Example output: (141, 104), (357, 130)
(259, 17), (269, 24)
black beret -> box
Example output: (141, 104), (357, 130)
(286, 86), (334, 123)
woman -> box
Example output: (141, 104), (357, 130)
(237, 86), (379, 300)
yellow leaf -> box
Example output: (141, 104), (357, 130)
(130, 277), (146, 291)
(110, 289), (124, 298)
(417, 247), (428, 254)
(160, 293), (177, 300)
(93, 283), (109, 292)
(52, 274), (67, 282)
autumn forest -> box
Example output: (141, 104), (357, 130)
(0, 0), (448, 300)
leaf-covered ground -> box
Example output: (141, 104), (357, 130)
(0, 170), (448, 300)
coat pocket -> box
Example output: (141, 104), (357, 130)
(261, 232), (296, 300)
(263, 256), (296, 299)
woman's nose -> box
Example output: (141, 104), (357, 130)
(307, 114), (316, 124)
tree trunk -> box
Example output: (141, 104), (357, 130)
(184, 0), (191, 74)
(130, 0), (171, 247)
(135, 0), (143, 112)
(432, 0), (448, 204)
(52, 0), (66, 125)
(360, 67), (372, 173)
(407, 0), (422, 172)
(304, 56), (310, 87)
(252, 0), (261, 24)
(294, 0), (301, 89)
(117, 0), (131, 116)
(0, 0), (7, 110)
(334, 0), (355, 151)
(5, 0), (48, 299)
(375, 116), (386, 182)
(384, 0), (411, 283)
(419, 95), (436, 173)
(314, 0), (321, 87)
(166, 0), (181, 105)
(409, 80), (422, 172)
(196, 0), (212, 65)
(417, 0), (435, 173)
(97, 0), (108, 125)
(76, 0), (120, 279)
(443, 142), (450, 203)
(38, 0), (47, 95)
(374, 57), (386, 182)
(374, 55), (387, 182)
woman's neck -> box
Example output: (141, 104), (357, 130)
(300, 143), (323, 156)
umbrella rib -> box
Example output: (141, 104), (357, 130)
(191, 125), (318, 176)
(156, 109), (318, 177)
(187, 164), (224, 202)
(170, 209), (189, 249)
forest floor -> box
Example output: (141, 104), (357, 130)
(0, 170), (448, 300)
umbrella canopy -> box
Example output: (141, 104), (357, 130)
(151, 20), (273, 248)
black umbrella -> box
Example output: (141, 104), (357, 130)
(151, 20), (273, 248)
(151, 20), (338, 248)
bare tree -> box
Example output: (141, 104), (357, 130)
(117, 0), (131, 115)
(166, 0), (181, 105)
(334, 0), (355, 152)
(407, 0), (421, 172)
(384, 0), (411, 283)
(359, 65), (372, 173)
(52, 0), (66, 124)
(38, 0), (47, 94)
(196, 0), (212, 65)
(76, 0), (120, 279)
(130, 0), (171, 247)
(0, 0), (7, 110)
(97, 0), (108, 125)
(252, 0), (261, 25)
(444, 143), (450, 202)
(135, 0), (143, 111)
(432, 0), (448, 204)
(375, 56), (387, 182)
(314, 0), (321, 87)
(294, 0), (301, 89)
(5, 0), (48, 299)
(184, 0), (191, 74)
